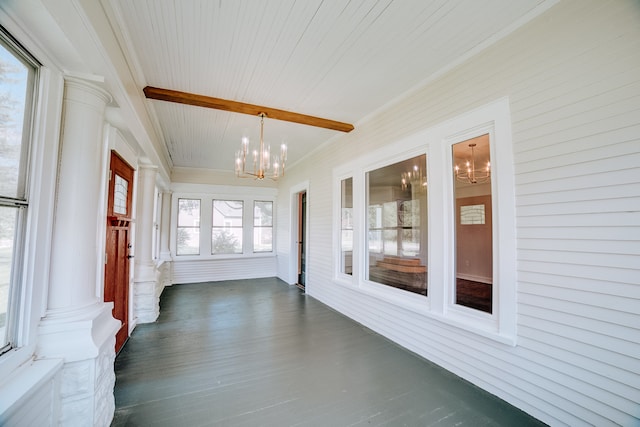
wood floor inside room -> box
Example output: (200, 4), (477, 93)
(112, 278), (543, 426)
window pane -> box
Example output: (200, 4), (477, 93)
(113, 174), (128, 215)
(0, 43), (29, 199)
(452, 134), (493, 313)
(0, 36), (36, 353)
(341, 230), (353, 251)
(253, 201), (272, 226)
(212, 200), (243, 254)
(401, 229), (420, 257)
(253, 227), (272, 252)
(368, 230), (382, 253)
(382, 201), (397, 228)
(253, 201), (273, 252)
(176, 228), (200, 255)
(212, 228), (242, 254)
(367, 154), (427, 296)
(340, 178), (353, 275)
(213, 200), (243, 227)
(178, 199), (200, 226)
(382, 229), (398, 256)
(460, 204), (485, 225)
(177, 199), (200, 255)
(0, 206), (17, 347)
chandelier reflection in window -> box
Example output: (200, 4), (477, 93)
(401, 165), (427, 191)
(235, 113), (287, 180)
(454, 143), (490, 184)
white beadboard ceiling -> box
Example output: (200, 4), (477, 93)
(107, 0), (551, 173)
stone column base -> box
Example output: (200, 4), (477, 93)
(37, 302), (120, 427)
(134, 262), (171, 323)
(134, 278), (162, 323)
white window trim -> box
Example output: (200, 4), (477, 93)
(332, 98), (517, 345)
(333, 170), (355, 286)
(436, 98), (517, 344)
(0, 64), (64, 378)
(359, 144), (433, 313)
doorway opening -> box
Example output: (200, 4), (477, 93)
(296, 191), (307, 291)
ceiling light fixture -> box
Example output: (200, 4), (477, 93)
(235, 113), (287, 180)
(454, 143), (490, 184)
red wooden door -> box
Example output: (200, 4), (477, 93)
(104, 151), (135, 353)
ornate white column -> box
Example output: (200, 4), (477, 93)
(156, 190), (173, 289)
(37, 76), (120, 427)
(133, 165), (161, 323)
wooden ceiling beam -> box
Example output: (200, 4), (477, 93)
(143, 86), (354, 133)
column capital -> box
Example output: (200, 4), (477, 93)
(63, 75), (112, 106)
(138, 163), (159, 172)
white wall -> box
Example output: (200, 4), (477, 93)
(276, 1), (640, 425)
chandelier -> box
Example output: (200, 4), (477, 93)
(235, 113), (287, 180)
(454, 143), (490, 184)
(401, 165), (427, 190)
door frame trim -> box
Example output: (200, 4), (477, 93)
(289, 181), (309, 288)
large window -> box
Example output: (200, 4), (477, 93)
(173, 194), (276, 258)
(212, 200), (243, 254)
(0, 32), (37, 353)
(366, 154), (427, 295)
(340, 178), (353, 275)
(176, 198), (200, 255)
(253, 201), (273, 253)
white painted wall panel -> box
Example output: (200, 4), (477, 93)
(172, 257), (277, 284)
(0, 359), (62, 426)
(276, 0), (640, 425)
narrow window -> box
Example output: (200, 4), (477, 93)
(212, 200), (243, 254)
(340, 178), (353, 275)
(0, 30), (37, 353)
(253, 201), (273, 253)
(452, 134), (493, 313)
(366, 154), (427, 295)
(176, 198), (200, 255)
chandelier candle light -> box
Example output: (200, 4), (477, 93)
(235, 113), (287, 180)
(455, 143), (490, 184)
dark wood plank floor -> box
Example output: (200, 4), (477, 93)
(112, 278), (544, 426)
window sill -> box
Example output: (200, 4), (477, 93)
(334, 273), (355, 287)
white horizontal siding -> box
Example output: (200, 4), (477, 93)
(172, 257), (277, 284)
(276, 0), (640, 425)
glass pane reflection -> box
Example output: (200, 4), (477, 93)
(452, 135), (493, 313)
(367, 154), (427, 296)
